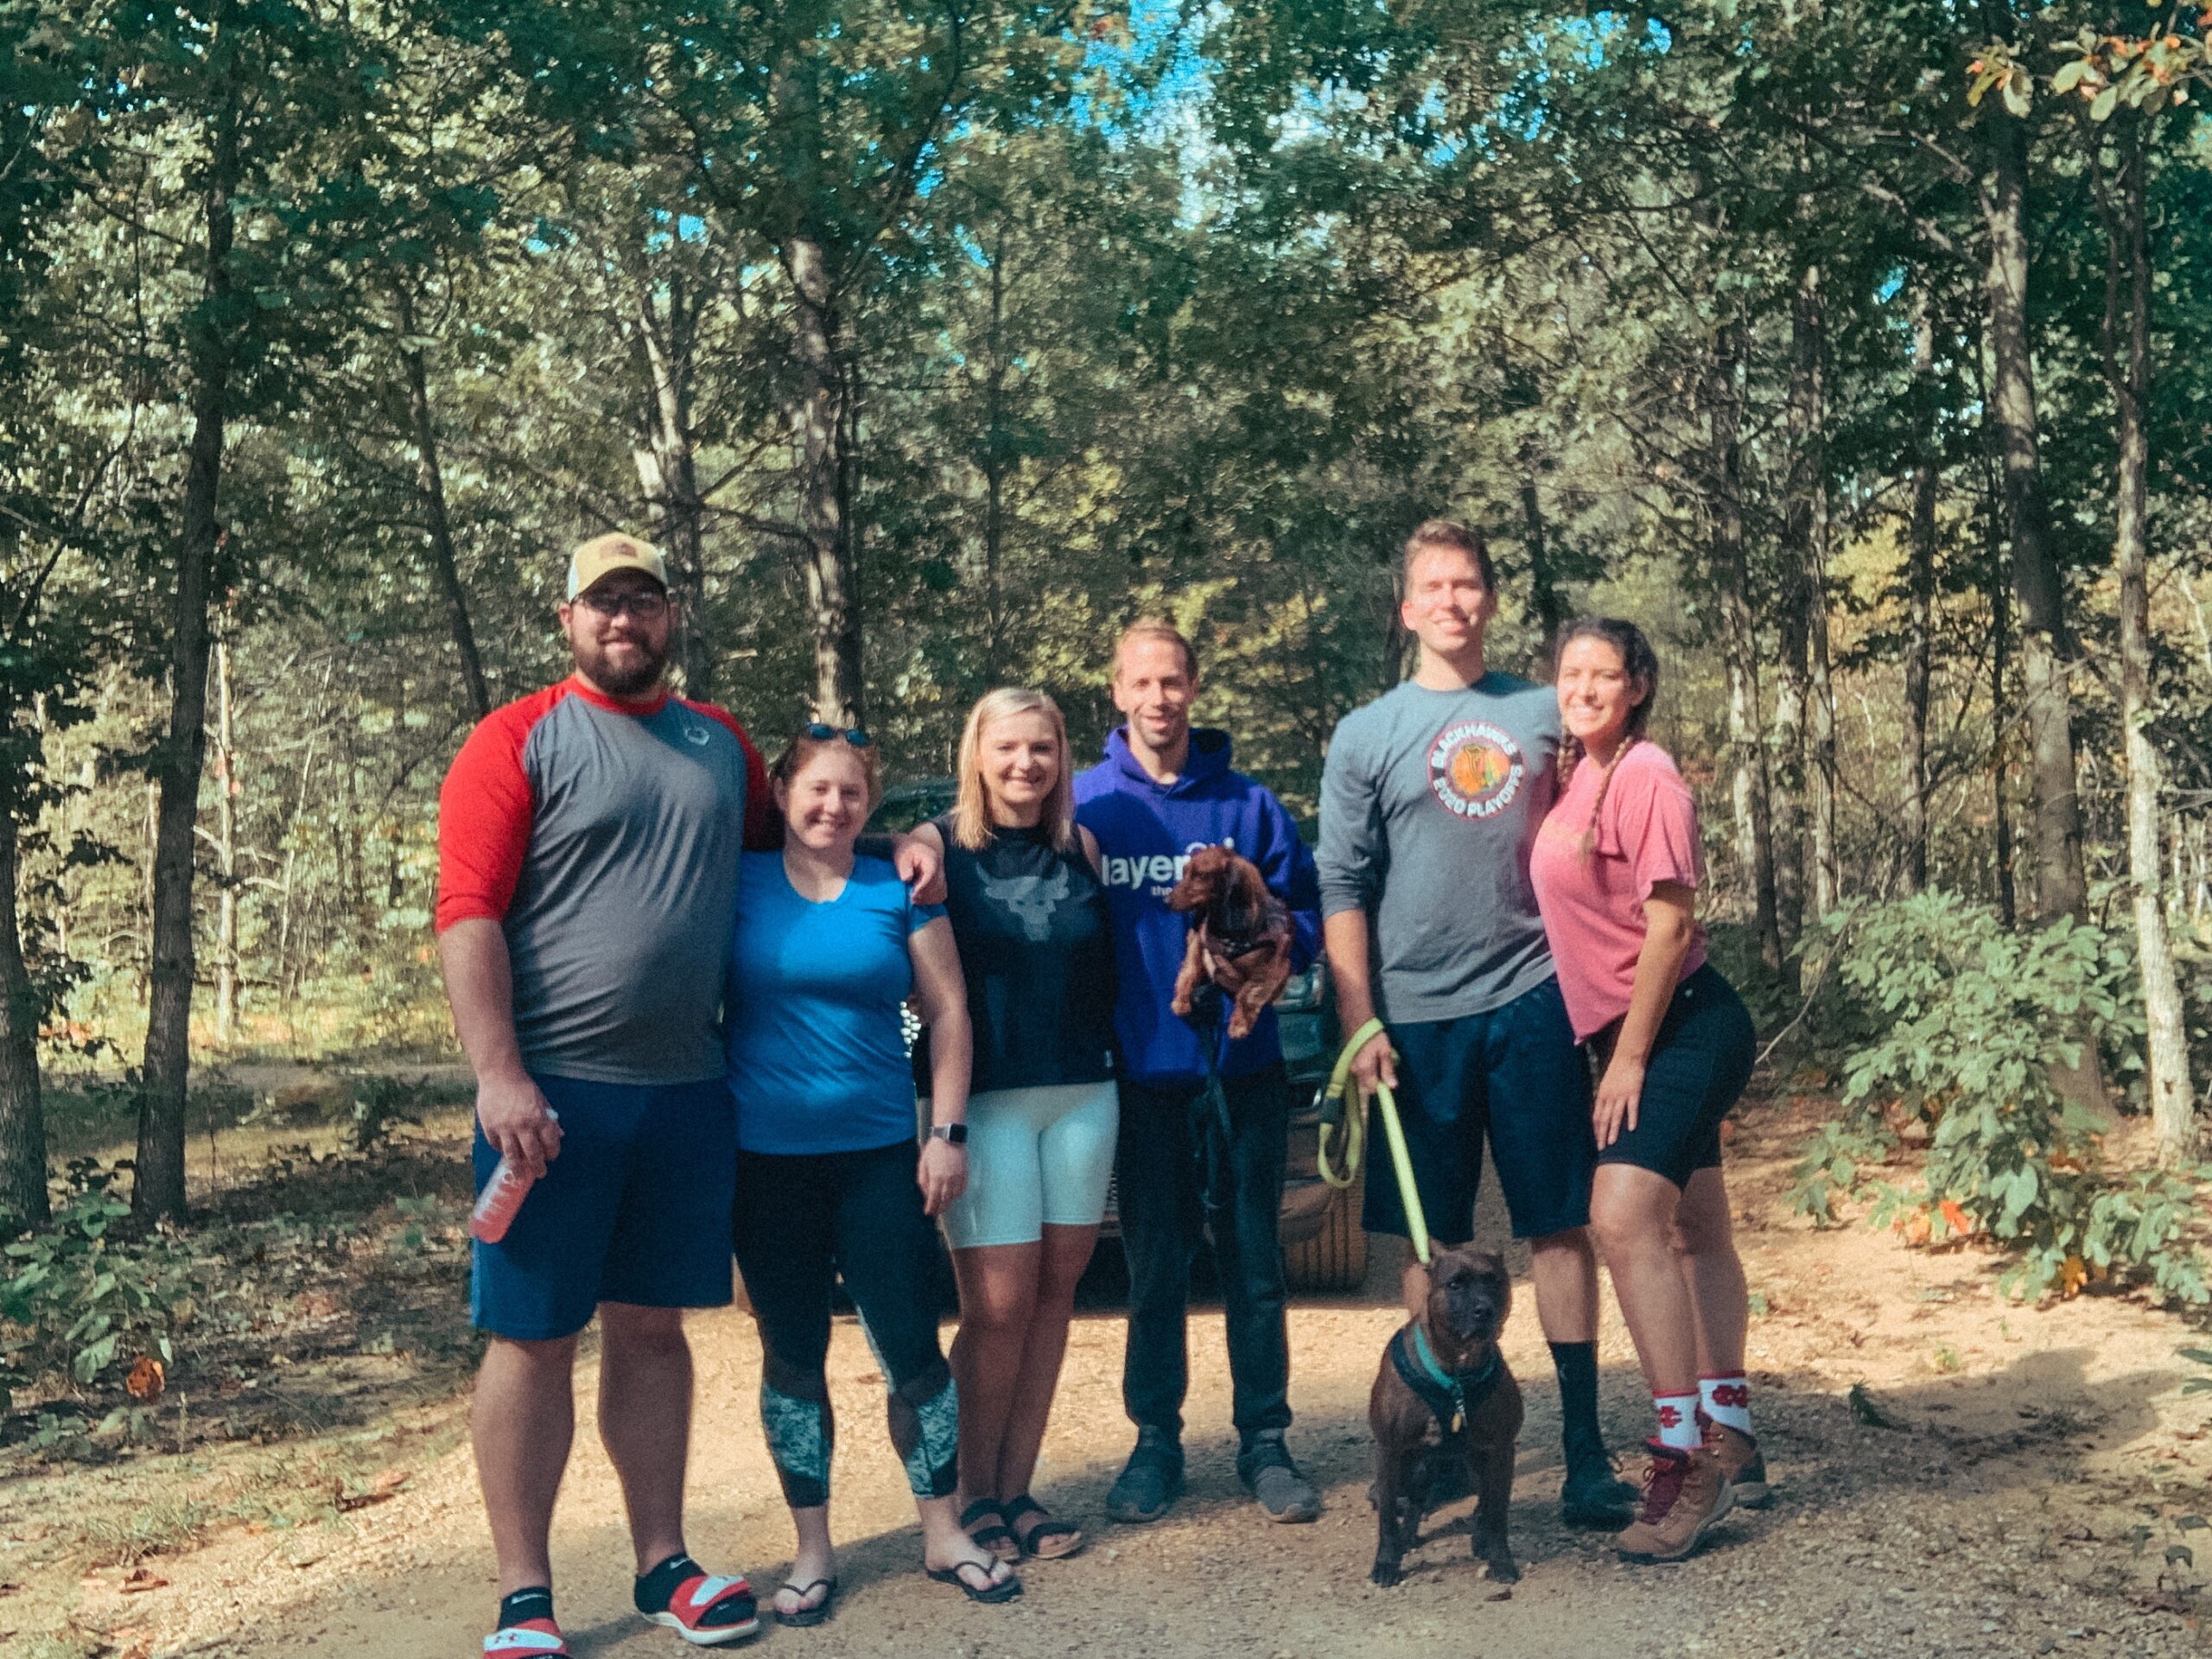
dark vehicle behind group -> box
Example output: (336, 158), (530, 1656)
(871, 780), (1368, 1294)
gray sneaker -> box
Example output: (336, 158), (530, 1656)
(1105, 1428), (1184, 1524)
(1239, 1433), (1320, 1523)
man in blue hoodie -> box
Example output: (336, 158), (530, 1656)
(1075, 620), (1324, 1527)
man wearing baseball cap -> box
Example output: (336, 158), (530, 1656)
(435, 533), (934, 1656)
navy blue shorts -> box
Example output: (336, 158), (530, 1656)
(1599, 963), (1756, 1188)
(1363, 975), (1595, 1243)
(470, 1073), (735, 1340)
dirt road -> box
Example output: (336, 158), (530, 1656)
(51, 1103), (2212, 1659)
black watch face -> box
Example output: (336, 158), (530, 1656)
(938, 1123), (968, 1144)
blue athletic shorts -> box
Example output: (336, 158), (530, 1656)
(469, 1073), (735, 1340)
(1363, 974), (1596, 1243)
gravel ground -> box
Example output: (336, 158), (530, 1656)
(34, 1096), (2212, 1659)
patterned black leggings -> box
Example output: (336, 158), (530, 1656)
(732, 1140), (957, 1508)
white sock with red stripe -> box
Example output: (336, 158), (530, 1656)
(1652, 1391), (1700, 1452)
(1700, 1373), (1753, 1436)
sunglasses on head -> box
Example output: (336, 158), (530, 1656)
(804, 723), (873, 748)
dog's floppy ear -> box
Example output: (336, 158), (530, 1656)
(1166, 844), (1232, 913)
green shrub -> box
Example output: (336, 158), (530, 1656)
(1789, 893), (2206, 1306)
(0, 1162), (199, 1413)
(1789, 1119), (1897, 1227)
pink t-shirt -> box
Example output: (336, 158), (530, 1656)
(1529, 741), (1707, 1042)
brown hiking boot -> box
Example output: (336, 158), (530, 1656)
(1700, 1418), (1771, 1508)
(1614, 1441), (1733, 1562)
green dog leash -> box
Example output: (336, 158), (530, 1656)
(1317, 1016), (1433, 1267)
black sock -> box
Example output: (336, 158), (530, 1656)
(498, 1587), (555, 1630)
(634, 1552), (700, 1616)
(1550, 1339), (1606, 1465)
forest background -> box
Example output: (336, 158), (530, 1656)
(3, 0), (2212, 1424)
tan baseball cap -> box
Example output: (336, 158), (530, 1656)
(566, 532), (669, 600)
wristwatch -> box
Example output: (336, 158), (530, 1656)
(929, 1122), (969, 1146)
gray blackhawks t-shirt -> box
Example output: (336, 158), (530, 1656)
(1317, 674), (1561, 1024)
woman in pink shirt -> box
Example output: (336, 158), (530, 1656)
(1529, 617), (1763, 1565)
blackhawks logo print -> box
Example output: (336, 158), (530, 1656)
(1427, 720), (1525, 819)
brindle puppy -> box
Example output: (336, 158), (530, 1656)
(1368, 1244), (1523, 1587)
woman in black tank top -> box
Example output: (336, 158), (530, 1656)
(912, 689), (1118, 1564)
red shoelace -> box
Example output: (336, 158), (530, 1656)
(1638, 1447), (1690, 1523)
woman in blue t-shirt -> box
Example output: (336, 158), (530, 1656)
(911, 688), (1117, 1565)
(727, 728), (1020, 1621)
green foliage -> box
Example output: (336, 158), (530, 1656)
(0, 1163), (197, 1407)
(1789, 1119), (1897, 1227)
(346, 1071), (423, 1152)
(1790, 894), (2207, 1306)
(2183, 1347), (2212, 1396)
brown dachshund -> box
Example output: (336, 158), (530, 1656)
(1369, 1244), (1523, 1587)
(1166, 845), (1294, 1041)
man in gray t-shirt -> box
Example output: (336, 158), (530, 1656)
(1319, 519), (1635, 1529)
(1318, 672), (1560, 1022)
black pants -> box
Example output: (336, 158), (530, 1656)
(1115, 1064), (1293, 1447)
(732, 1141), (957, 1506)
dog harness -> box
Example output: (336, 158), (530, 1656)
(1390, 1322), (1503, 1436)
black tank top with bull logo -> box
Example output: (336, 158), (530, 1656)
(923, 814), (1117, 1095)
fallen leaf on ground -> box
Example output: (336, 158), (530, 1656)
(119, 1567), (170, 1593)
(335, 1468), (410, 1511)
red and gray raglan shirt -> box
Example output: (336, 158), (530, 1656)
(435, 677), (774, 1086)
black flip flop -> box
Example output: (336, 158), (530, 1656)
(774, 1576), (837, 1628)
(925, 1558), (1023, 1605)
(960, 1497), (1019, 1562)
(1002, 1494), (1084, 1560)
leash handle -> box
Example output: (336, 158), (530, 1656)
(1320, 1019), (1432, 1267)
(1316, 1016), (1381, 1190)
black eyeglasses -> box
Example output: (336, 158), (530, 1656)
(804, 723), (873, 748)
(577, 589), (669, 620)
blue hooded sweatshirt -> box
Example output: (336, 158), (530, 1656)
(1074, 726), (1321, 1088)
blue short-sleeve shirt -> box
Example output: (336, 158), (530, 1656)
(726, 852), (944, 1154)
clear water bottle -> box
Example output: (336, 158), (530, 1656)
(468, 1109), (556, 1243)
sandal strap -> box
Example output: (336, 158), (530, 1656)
(1004, 1494), (1077, 1535)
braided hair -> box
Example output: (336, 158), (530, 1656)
(1554, 616), (1661, 858)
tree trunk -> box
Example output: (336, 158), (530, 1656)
(2102, 137), (2196, 1165)
(786, 232), (864, 727)
(629, 271), (712, 699)
(1709, 323), (1785, 976)
(213, 633), (238, 1043)
(1989, 505), (2017, 927)
(136, 69), (238, 1223)
(979, 226), (1010, 680)
(1789, 264), (1840, 917)
(0, 753), (48, 1226)
(397, 289), (491, 721)
(1977, 62), (2088, 924)
(1519, 480), (1567, 675)
(1901, 302), (1939, 895)
(1771, 566), (1807, 944)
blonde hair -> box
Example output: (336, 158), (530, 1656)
(1111, 617), (1198, 682)
(950, 688), (1078, 853)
